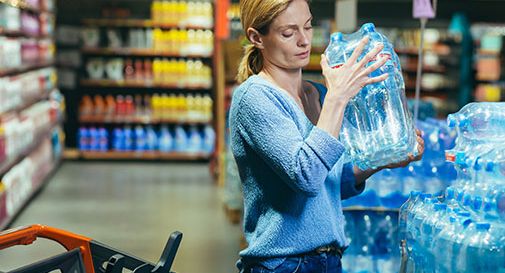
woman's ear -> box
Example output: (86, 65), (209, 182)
(246, 27), (264, 50)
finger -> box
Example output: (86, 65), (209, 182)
(348, 36), (369, 64)
(358, 43), (384, 68)
(366, 73), (389, 85)
(361, 55), (388, 76)
(415, 129), (422, 136)
(320, 54), (330, 74)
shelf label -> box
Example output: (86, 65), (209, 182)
(413, 0), (436, 19)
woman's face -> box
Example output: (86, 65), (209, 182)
(260, 0), (313, 70)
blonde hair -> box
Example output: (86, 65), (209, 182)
(237, 0), (295, 83)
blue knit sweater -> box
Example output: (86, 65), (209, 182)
(229, 75), (365, 267)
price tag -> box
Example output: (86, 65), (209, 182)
(413, 0), (436, 19)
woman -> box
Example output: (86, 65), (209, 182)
(229, 0), (425, 272)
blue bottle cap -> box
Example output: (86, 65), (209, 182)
(476, 222), (491, 231)
(455, 152), (466, 165)
(434, 203), (447, 211)
(463, 194), (472, 206)
(473, 197), (483, 211)
(446, 188), (455, 200)
(459, 117), (470, 128)
(447, 114), (456, 128)
(461, 219), (472, 228)
(361, 23), (376, 33)
(485, 161), (495, 172)
(449, 216), (456, 223)
(457, 211), (471, 217)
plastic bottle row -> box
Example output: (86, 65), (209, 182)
(326, 23), (417, 170)
(85, 58), (212, 88)
(341, 210), (400, 273)
(79, 93), (213, 123)
(0, 37), (54, 69)
(78, 125), (215, 154)
(400, 193), (505, 273)
(0, 67), (56, 114)
(152, 29), (213, 56)
(151, 0), (213, 28)
(1, 130), (61, 220)
(0, 96), (63, 164)
(0, 3), (55, 36)
(342, 118), (457, 209)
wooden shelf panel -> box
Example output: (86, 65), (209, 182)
(80, 79), (212, 90)
(82, 18), (213, 30)
(79, 115), (211, 125)
(81, 47), (212, 58)
(0, 61), (55, 77)
(80, 151), (210, 161)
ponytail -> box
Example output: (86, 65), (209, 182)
(236, 44), (263, 83)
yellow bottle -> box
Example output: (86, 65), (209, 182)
(151, 94), (161, 119)
(152, 58), (162, 83)
(151, 1), (161, 22)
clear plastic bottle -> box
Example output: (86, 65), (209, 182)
(325, 23), (417, 170)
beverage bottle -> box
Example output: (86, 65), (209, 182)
(447, 102), (505, 143)
(458, 222), (501, 272)
(187, 125), (202, 154)
(89, 127), (99, 151)
(202, 124), (215, 154)
(326, 23), (416, 170)
(113, 127), (124, 151)
(134, 125), (146, 152)
(174, 125), (188, 153)
(399, 191), (421, 244)
(78, 127), (90, 151)
(145, 125), (158, 151)
(98, 127), (108, 152)
(123, 126), (133, 151)
(159, 125), (173, 153)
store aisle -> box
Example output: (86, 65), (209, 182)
(0, 162), (243, 273)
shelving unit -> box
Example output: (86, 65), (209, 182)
(69, 1), (222, 165)
(0, 0), (62, 230)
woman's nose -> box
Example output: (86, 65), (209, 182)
(298, 31), (310, 47)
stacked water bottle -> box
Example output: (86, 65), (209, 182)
(400, 102), (505, 272)
(342, 117), (457, 210)
(342, 210), (400, 273)
(78, 124), (215, 155)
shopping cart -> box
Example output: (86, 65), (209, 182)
(0, 224), (182, 273)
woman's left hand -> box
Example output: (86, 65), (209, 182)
(381, 129), (424, 169)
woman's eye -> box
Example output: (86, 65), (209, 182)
(282, 31), (294, 38)
(305, 26), (313, 30)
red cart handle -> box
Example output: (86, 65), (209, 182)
(0, 224), (96, 273)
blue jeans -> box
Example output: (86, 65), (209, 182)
(237, 253), (343, 273)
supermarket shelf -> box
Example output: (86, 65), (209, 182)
(79, 115), (211, 125)
(80, 79), (212, 90)
(0, 61), (55, 77)
(80, 151), (210, 161)
(0, 0), (53, 14)
(395, 46), (451, 56)
(402, 64), (446, 73)
(343, 206), (400, 212)
(0, 158), (61, 230)
(0, 121), (61, 177)
(81, 47), (212, 58)
(82, 18), (213, 30)
(0, 28), (53, 39)
(0, 89), (53, 118)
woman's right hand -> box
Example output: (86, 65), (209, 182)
(320, 36), (389, 104)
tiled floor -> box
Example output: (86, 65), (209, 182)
(0, 161), (243, 273)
